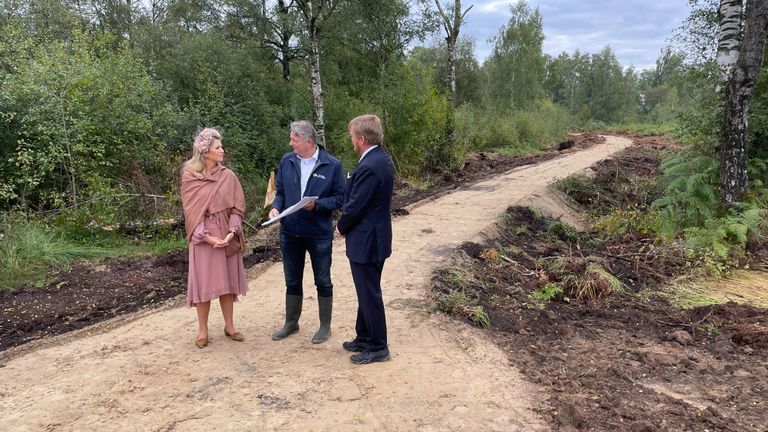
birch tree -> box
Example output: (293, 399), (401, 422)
(717, 0), (768, 204)
(295, 0), (340, 149)
(433, 0), (472, 108)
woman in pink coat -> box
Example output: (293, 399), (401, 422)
(180, 128), (248, 348)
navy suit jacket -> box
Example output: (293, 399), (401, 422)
(337, 146), (394, 264)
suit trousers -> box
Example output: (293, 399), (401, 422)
(350, 260), (388, 352)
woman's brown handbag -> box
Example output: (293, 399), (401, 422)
(225, 233), (242, 256)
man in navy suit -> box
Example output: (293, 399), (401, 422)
(270, 121), (345, 344)
(336, 114), (394, 364)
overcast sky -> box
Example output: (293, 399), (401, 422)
(457, 0), (692, 70)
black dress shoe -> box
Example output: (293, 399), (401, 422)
(350, 349), (390, 364)
(342, 339), (368, 352)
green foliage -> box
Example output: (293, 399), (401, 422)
(467, 305), (491, 327)
(483, 1), (545, 112)
(683, 204), (768, 275)
(553, 172), (595, 202)
(588, 47), (640, 123)
(602, 122), (677, 136)
(594, 208), (662, 238)
(0, 213), (186, 293)
(654, 152), (768, 275)
(435, 289), (469, 313)
(454, 101), (570, 154)
(433, 266), (491, 327)
(0, 32), (186, 219)
(528, 282), (564, 308)
(547, 220), (581, 243)
(409, 38), (482, 106)
(380, 62), (453, 176)
(653, 153), (720, 233)
(562, 263), (623, 300)
(0, 216), (99, 292)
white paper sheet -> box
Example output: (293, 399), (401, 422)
(261, 196), (319, 226)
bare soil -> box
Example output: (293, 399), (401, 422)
(432, 144), (768, 431)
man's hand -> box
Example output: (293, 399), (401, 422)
(303, 200), (316, 211)
(268, 208), (279, 219)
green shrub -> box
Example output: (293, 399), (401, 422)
(594, 208), (662, 238)
(467, 305), (491, 327)
(454, 101), (570, 155)
(529, 282), (564, 308)
(435, 290), (469, 314)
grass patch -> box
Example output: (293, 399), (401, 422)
(601, 122), (677, 136)
(664, 270), (768, 308)
(433, 265), (491, 327)
(496, 145), (544, 157)
(663, 287), (721, 309)
(0, 218), (185, 293)
(528, 282), (565, 309)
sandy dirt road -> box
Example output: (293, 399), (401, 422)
(0, 136), (631, 432)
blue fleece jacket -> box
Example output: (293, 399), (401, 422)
(271, 149), (344, 239)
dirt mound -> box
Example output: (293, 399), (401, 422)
(433, 205), (768, 431)
(569, 131), (606, 148)
(0, 250), (188, 351)
(430, 141), (768, 430)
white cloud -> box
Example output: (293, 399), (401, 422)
(477, 1), (518, 14)
(460, 0), (691, 70)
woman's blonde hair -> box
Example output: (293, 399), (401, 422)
(183, 128), (222, 175)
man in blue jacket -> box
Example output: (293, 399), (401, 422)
(269, 121), (345, 344)
(336, 114), (394, 364)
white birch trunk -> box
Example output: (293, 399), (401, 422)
(308, 27), (326, 149)
(720, 0), (768, 204)
(297, 0), (335, 149)
(716, 0), (745, 84)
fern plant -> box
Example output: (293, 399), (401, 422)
(653, 152), (720, 235)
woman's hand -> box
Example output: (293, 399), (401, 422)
(206, 236), (229, 248)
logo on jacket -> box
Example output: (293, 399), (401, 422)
(312, 173), (326, 180)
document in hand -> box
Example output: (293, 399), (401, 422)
(261, 196), (319, 226)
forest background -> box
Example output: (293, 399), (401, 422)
(1, 0), (766, 291)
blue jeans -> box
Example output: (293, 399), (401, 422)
(280, 232), (333, 297)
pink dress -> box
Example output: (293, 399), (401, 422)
(186, 211), (248, 307)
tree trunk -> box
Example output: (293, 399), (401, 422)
(297, 0), (338, 150)
(716, 0), (744, 84)
(435, 0), (472, 107)
(434, 0), (473, 149)
(446, 30), (457, 106)
(720, 0), (768, 204)
(280, 36), (293, 81)
(308, 23), (326, 149)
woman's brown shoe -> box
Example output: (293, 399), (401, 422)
(195, 337), (209, 348)
(224, 329), (245, 342)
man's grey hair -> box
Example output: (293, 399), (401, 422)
(290, 120), (319, 147)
